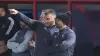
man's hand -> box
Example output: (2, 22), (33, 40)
(9, 9), (19, 15)
(29, 40), (35, 47)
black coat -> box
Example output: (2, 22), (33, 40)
(0, 15), (20, 43)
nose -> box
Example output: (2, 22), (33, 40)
(44, 20), (48, 23)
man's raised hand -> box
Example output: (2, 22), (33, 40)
(9, 9), (19, 15)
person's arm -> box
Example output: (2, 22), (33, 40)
(12, 30), (33, 53)
(17, 12), (34, 26)
(62, 32), (76, 48)
(9, 9), (39, 31)
(7, 31), (20, 49)
(54, 32), (76, 49)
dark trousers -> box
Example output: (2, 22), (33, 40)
(0, 49), (12, 56)
(94, 46), (100, 56)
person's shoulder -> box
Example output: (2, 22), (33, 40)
(24, 29), (33, 36)
(65, 27), (76, 38)
(66, 27), (75, 34)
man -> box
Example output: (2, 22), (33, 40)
(0, 4), (20, 56)
(54, 12), (76, 56)
(10, 9), (76, 56)
(7, 21), (34, 56)
(10, 9), (57, 56)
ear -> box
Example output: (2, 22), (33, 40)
(53, 14), (56, 19)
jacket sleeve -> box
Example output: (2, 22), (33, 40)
(53, 31), (76, 49)
(17, 12), (34, 26)
(17, 12), (39, 31)
(7, 31), (20, 49)
(61, 32), (76, 49)
(12, 30), (33, 53)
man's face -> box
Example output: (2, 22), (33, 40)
(0, 8), (6, 16)
(40, 13), (56, 27)
(20, 21), (28, 29)
(55, 19), (64, 28)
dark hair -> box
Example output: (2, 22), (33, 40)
(42, 9), (56, 15)
(0, 4), (8, 12)
(0, 3), (10, 17)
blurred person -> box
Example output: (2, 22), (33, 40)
(0, 4), (20, 56)
(53, 12), (76, 56)
(7, 21), (34, 56)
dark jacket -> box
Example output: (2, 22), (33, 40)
(0, 15), (20, 42)
(17, 12), (76, 56)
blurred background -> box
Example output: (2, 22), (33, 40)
(1, 0), (100, 56)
